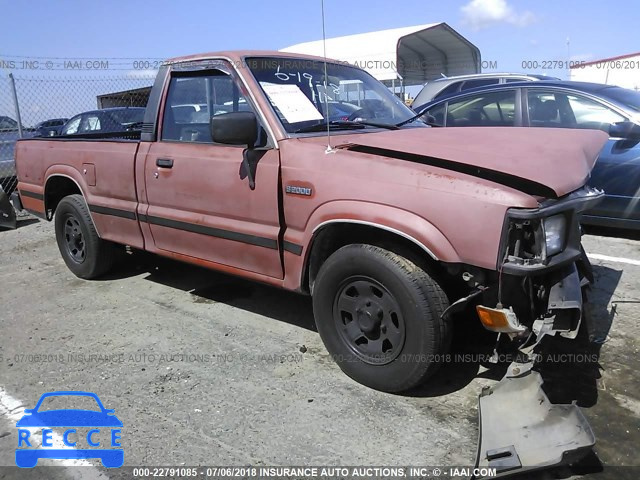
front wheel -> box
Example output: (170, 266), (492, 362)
(54, 194), (115, 279)
(312, 244), (451, 392)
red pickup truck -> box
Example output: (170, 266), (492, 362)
(15, 51), (609, 473)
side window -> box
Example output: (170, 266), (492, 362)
(162, 71), (255, 143)
(528, 91), (564, 127)
(62, 116), (81, 135)
(460, 78), (499, 91)
(528, 91), (626, 132)
(566, 94), (625, 132)
(424, 103), (446, 126)
(447, 90), (516, 127)
(81, 115), (101, 132)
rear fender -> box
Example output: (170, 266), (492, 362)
(43, 166), (144, 249)
(44, 166), (90, 217)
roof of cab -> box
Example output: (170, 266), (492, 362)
(165, 50), (343, 65)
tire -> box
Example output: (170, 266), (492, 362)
(54, 194), (115, 279)
(312, 244), (451, 392)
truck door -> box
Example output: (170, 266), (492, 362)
(142, 65), (283, 279)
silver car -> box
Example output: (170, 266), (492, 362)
(411, 73), (559, 110)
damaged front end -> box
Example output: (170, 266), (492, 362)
(468, 187), (604, 477)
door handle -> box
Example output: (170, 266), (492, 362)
(156, 158), (174, 168)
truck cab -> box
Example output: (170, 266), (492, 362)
(15, 51), (610, 474)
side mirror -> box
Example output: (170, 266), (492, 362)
(210, 112), (257, 148)
(609, 121), (640, 140)
(211, 112), (259, 190)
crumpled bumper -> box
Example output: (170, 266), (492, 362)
(474, 262), (597, 478)
(475, 362), (595, 478)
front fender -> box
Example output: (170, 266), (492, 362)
(306, 200), (460, 262)
(281, 200), (461, 291)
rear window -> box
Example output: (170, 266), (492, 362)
(109, 109), (145, 125)
(43, 119), (66, 127)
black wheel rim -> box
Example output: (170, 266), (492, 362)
(63, 215), (86, 263)
(333, 276), (406, 365)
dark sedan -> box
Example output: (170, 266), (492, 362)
(60, 107), (145, 136)
(34, 118), (69, 137)
(413, 81), (640, 230)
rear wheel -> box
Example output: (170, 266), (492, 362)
(312, 244), (451, 392)
(54, 194), (115, 279)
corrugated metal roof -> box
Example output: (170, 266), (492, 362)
(280, 23), (480, 85)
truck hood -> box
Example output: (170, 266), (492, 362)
(332, 127), (609, 198)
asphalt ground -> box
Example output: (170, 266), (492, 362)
(0, 216), (638, 480)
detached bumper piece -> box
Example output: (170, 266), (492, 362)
(475, 364), (595, 478)
(0, 185), (16, 230)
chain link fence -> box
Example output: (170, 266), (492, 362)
(0, 71), (155, 195)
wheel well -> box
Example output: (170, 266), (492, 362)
(304, 223), (450, 294)
(44, 176), (82, 218)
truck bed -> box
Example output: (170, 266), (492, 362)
(15, 137), (145, 249)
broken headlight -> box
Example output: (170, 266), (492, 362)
(498, 187), (603, 272)
(543, 214), (567, 257)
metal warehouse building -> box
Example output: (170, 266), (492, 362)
(280, 23), (481, 90)
(570, 52), (640, 91)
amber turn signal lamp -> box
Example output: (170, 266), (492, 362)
(475, 305), (526, 334)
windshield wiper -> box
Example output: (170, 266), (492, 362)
(395, 110), (427, 127)
(294, 120), (398, 134)
(294, 121), (366, 134)
(351, 120), (399, 130)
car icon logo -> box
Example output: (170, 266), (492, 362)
(15, 391), (123, 468)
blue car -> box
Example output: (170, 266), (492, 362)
(15, 391), (123, 468)
(413, 81), (640, 230)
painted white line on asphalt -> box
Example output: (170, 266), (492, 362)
(588, 253), (640, 266)
(0, 386), (107, 478)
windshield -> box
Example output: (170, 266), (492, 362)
(246, 57), (416, 133)
(602, 86), (640, 114)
